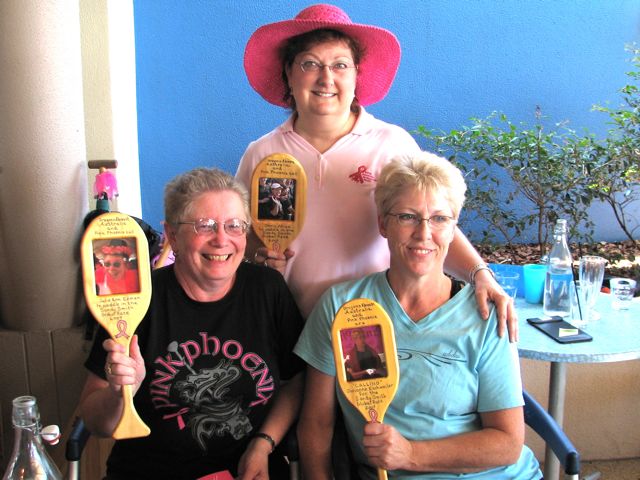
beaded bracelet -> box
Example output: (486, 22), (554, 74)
(469, 263), (495, 287)
(254, 432), (275, 453)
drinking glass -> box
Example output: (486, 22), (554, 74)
(578, 255), (607, 323)
(610, 277), (637, 310)
(495, 271), (519, 299)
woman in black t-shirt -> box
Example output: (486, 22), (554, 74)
(78, 167), (305, 480)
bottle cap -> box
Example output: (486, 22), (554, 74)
(41, 425), (61, 445)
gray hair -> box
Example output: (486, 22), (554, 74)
(164, 167), (250, 225)
(374, 152), (467, 219)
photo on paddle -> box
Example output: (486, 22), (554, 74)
(256, 177), (297, 221)
(92, 237), (141, 296)
(339, 325), (388, 382)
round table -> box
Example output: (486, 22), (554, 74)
(515, 294), (640, 480)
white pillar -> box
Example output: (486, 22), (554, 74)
(0, 1), (88, 330)
(81, 0), (142, 218)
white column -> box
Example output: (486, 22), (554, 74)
(0, 1), (88, 330)
(81, 0), (142, 218)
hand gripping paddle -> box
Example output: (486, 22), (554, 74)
(250, 153), (307, 254)
(332, 298), (399, 480)
(81, 212), (152, 439)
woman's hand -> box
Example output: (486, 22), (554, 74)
(473, 270), (518, 342)
(362, 422), (413, 471)
(103, 334), (146, 396)
(254, 247), (295, 276)
(236, 437), (271, 479)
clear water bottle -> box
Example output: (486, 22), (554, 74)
(2, 396), (62, 480)
(543, 219), (574, 317)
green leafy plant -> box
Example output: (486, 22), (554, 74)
(416, 111), (595, 255)
(589, 44), (640, 246)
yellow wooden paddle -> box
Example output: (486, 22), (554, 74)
(332, 298), (399, 480)
(81, 212), (152, 439)
(250, 153), (307, 254)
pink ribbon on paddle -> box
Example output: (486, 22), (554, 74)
(369, 408), (379, 423)
(115, 320), (130, 339)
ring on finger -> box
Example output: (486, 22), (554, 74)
(105, 363), (113, 376)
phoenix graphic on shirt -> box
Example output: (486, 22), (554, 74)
(174, 359), (252, 451)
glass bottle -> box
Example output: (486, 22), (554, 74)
(2, 396), (62, 480)
(542, 219), (574, 317)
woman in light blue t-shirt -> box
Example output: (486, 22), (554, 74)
(295, 152), (541, 479)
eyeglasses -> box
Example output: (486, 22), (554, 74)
(178, 218), (249, 237)
(295, 60), (358, 75)
(386, 212), (457, 230)
(103, 261), (122, 268)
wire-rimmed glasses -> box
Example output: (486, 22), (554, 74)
(295, 60), (358, 75)
(386, 212), (457, 231)
(177, 218), (249, 237)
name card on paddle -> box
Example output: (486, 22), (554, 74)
(250, 153), (307, 254)
(332, 298), (399, 480)
(81, 212), (152, 439)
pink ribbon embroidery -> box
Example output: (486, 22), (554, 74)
(349, 165), (375, 184)
(115, 320), (130, 339)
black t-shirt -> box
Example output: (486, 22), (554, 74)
(85, 262), (305, 479)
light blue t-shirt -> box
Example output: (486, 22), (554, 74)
(294, 271), (541, 479)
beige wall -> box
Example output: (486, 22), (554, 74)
(0, 0), (88, 332)
(521, 359), (640, 461)
(0, 329), (88, 471)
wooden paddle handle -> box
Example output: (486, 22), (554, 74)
(111, 338), (150, 439)
(112, 383), (150, 439)
(378, 469), (388, 480)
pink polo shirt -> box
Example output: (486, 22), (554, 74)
(236, 109), (421, 317)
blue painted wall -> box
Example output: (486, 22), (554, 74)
(133, 1), (640, 241)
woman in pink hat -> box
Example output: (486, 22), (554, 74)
(236, 4), (516, 334)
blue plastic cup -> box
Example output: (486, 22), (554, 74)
(523, 264), (547, 304)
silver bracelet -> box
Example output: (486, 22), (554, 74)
(469, 263), (495, 287)
(254, 432), (275, 453)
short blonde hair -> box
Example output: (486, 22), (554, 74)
(374, 152), (467, 218)
(164, 167), (250, 225)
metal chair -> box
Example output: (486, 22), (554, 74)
(287, 389), (580, 480)
(65, 417), (90, 480)
(523, 389), (580, 480)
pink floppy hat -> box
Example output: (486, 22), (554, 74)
(244, 4), (401, 107)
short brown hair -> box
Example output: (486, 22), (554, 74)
(164, 168), (250, 226)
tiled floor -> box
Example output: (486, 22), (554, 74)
(579, 458), (640, 479)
